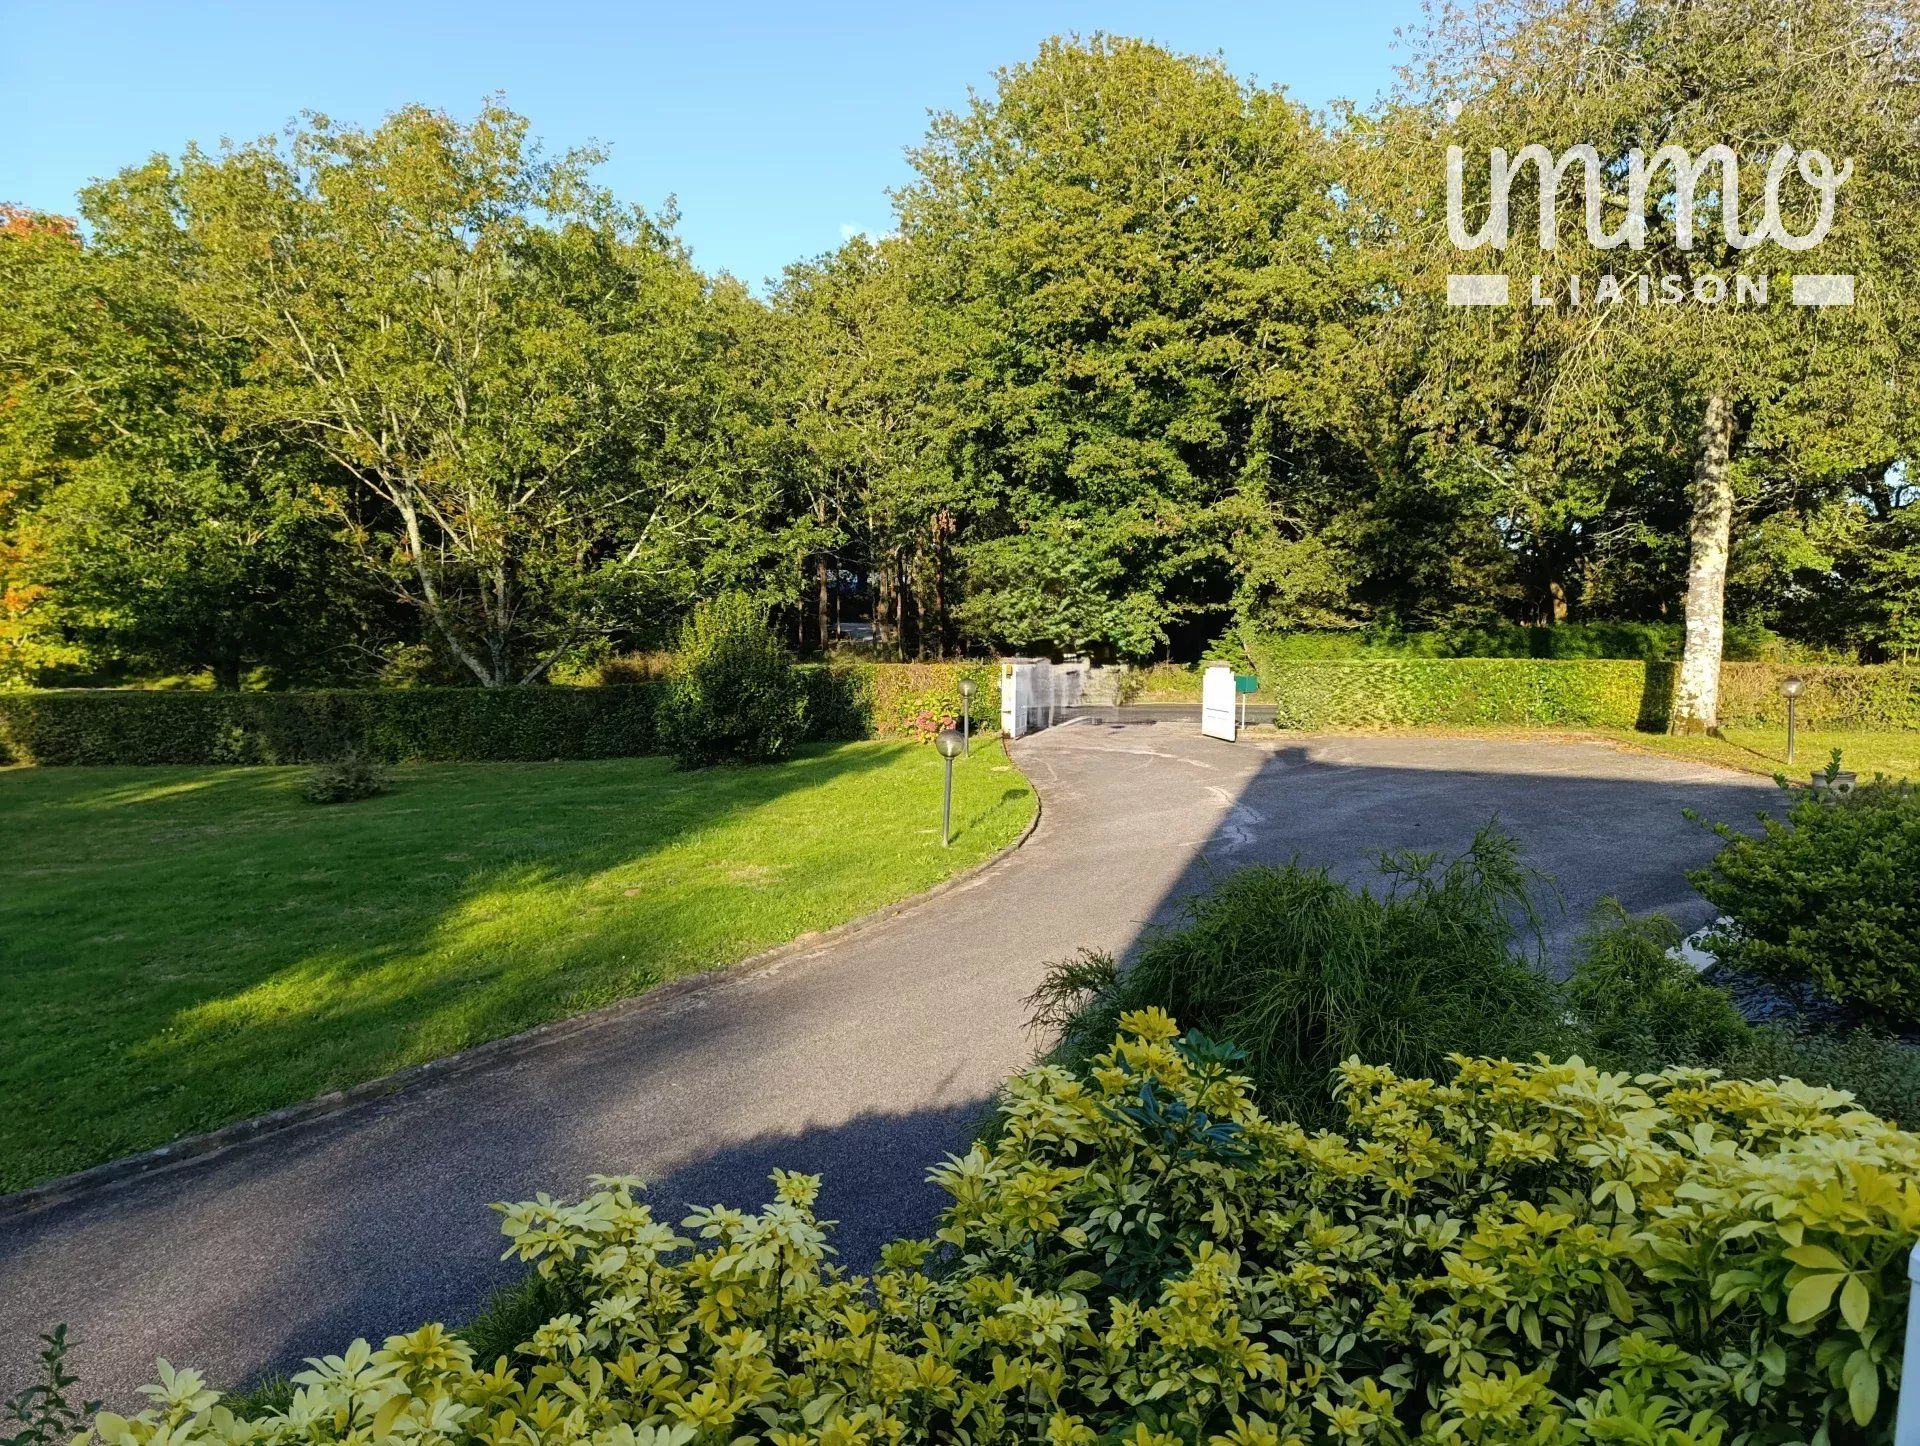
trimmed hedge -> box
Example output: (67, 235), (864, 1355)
(1719, 661), (1920, 730)
(9, 659), (1909, 765)
(1248, 621), (1787, 662)
(0, 664), (1008, 766)
(1261, 658), (1920, 731)
(801, 660), (1001, 742)
(1263, 658), (1657, 729)
(0, 686), (663, 766)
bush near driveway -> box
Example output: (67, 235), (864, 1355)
(1690, 773), (1920, 1025)
(1028, 828), (1567, 1128)
(1250, 658), (1920, 733)
(1563, 906), (1920, 1127)
(63, 1016), (1920, 1444)
(1041, 833), (1920, 1130)
(0, 664), (1005, 766)
(657, 594), (808, 767)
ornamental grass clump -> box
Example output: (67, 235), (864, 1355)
(1028, 827), (1568, 1126)
(75, 1014), (1920, 1445)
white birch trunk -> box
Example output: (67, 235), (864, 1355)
(1670, 393), (1734, 735)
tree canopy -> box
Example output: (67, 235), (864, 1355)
(3, 13), (1916, 689)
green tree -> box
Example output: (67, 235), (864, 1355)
(156, 101), (760, 685)
(767, 236), (959, 655)
(0, 197), (356, 686)
(898, 36), (1363, 659)
(1357, 0), (1920, 728)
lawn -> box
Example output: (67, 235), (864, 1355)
(1597, 726), (1920, 784)
(0, 741), (1035, 1191)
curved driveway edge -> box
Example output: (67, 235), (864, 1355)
(0, 726), (1772, 1407)
(0, 748), (1042, 1223)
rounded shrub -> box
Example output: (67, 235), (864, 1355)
(1690, 768), (1920, 1023)
(656, 592), (807, 767)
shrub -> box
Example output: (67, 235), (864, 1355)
(1717, 664), (1920, 731)
(1564, 905), (1752, 1070)
(1258, 658), (1658, 729)
(1690, 766), (1920, 1023)
(804, 660), (999, 741)
(1566, 906), (1920, 1126)
(1250, 621), (1785, 662)
(1720, 1022), (1920, 1131)
(300, 752), (390, 805)
(655, 594), (807, 767)
(4, 1327), (95, 1446)
(79, 1017), (1919, 1445)
(1028, 829), (1568, 1125)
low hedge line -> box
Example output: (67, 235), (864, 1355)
(0, 686), (666, 766)
(808, 660), (1000, 741)
(1263, 658), (1658, 729)
(1261, 658), (1920, 731)
(1718, 661), (1920, 729)
(0, 663), (1008, 766)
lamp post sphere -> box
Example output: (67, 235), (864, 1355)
(1780, 675), (1807, 699)
(935, 728), (965, 759)
(958, 677), (975, 700)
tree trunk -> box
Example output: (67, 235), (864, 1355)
(931, 509), (950, 657)
(1670, 392), (1735, 735)
(815, 556), (831, 653)
(211, 654), (243, 691)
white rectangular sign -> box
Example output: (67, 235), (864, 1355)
(1201, 664), (1237, 742)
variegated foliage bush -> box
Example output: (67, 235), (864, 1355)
(85, 1013), (1919, 1446)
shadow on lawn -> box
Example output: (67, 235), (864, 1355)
(2, 743), (1029, 1188)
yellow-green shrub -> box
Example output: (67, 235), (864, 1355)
(84, 1015), (1918, 1445)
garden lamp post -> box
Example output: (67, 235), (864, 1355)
(1780, 675), (1806, 765)
(958, 677), (975, 755)
(935, 728), (964, 847)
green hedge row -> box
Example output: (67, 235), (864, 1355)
(0, 686), (666, 766)
(1263, 659), (1658, 729)
(1717, 662), (1920, 730)
(0, 663), (1009, 766)
(1247, 621), (1790, 662)
(1260, 659), (1920, 731)
(808, 660), (1000, 741)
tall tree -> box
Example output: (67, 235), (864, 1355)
(768, 236), (958, 655)
(1357, 0), (1920, 728)
(898, 36), (1363, 659)
(151, 101), (759, 685)
(0, 197), (357, 686)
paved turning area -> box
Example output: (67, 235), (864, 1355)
(0, 728), (1774, 1405)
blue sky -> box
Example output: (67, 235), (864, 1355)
(4, 0), (1423, 288)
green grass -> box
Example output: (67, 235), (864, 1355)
(1595, 726), (1920, 784)
(0, 742), (1034, 1191)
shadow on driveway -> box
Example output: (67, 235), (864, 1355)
(0, 725), (1775, 1406)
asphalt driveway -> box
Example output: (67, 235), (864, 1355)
(0, 726), (1772, 1405)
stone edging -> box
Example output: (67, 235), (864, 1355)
(0, 738), (1044, 1220)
